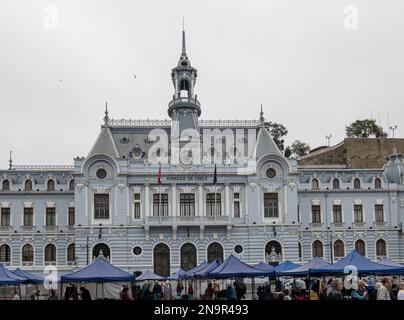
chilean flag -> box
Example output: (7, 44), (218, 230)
(213, 164), (217, 184)
(157, 163), (162, 185)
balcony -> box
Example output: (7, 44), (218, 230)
(20, 226), (36, 233)
(331, 222), (344, 229)
(353, 222), (366, 229)
(0, 226), (11, 233)
(310, 223), (323, 229)
(145, 215), (231, 226)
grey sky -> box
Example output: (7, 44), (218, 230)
(1, 0), (403, 166)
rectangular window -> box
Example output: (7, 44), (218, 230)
(68, 207), (75, 226)
(46, 207), (56, 226)
(206, 193), (222, 216)
(94, 194), (109, 220)
(23, 208), (33, 227)
(264, 193), (278, 218)
(333, 205), (342, 223)
(153, 193), (169, 217)
(354, 205), (363, 222)
(375, 204), (384, 222)
(134, 193), (141, 219)
(180, 193), (195, 217)
(1, 208), (10, 226)
(233, 193), (240, 218)
(311, 205), (321, 223)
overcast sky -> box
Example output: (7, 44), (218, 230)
(1, 0), (403, 166)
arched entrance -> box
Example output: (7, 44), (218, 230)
(207, 242), (223, 263)
(92, 243), (110, 260)
(265, 241), (282, 266)
(154, 243), (170, 277)
(180, 243), (197, 271)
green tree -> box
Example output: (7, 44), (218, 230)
(290, 140), (311, 157)
(345, 119), (383, 138)
(264, 121), (288, 151)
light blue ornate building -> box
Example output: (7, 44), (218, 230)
(1, 31), (404, 276)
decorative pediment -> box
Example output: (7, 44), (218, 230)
(374, 199), (383, 205)
(332, 199), (342, 205)
(23, 201), (33, 208)
(353, 199), (362, 205)
(133, 186), (142, 193)
(205, 186), (221, 193)
(179, 186), (195, 193)
(45, 201), (56, 208)
(232, 185), (242, 193)
(311, 199), (321, 206)
(0, 201), (10, 208)
(152, 186), (169, 193)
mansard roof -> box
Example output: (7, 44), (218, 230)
(298, 138), (404, 169)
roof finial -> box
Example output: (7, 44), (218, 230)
(259, 104), (265, 126)
(8, 150), (13, 170)
(182, 17), (186, 56)
(104, 102), (109, 125)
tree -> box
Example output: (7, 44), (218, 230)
(264, 121), (288, 151)
(284, 146), (292, 158)
(290, 140), (311, 157)
(345, 119), (384, 138)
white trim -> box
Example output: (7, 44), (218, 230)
(91, 242), (112, 262)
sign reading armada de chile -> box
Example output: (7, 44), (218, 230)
(166, 176), (209, 181)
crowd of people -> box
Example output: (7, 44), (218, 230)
(256, 276), (404, 300)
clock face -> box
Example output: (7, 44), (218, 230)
(180, 148), (194, 166)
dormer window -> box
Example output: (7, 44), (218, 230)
(2, 179), (10, 191)
(332, 179), (340, 189)
(353, 178), (361, 189)
(374, 178), (382, 189)
(47, 179), (55, 191)
(25, 180), (32, 191)
(311, 179), (319, 190)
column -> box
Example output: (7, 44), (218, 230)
(225, 184), (230, 216)
(145, 184), (150, 217)
(171, 184), (176, 218)
(244, 184), (249, 222)
(198, 184), (203, 217)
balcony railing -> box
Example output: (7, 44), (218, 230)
(168, 97), (201, 109)
(145, 215), (231, 225)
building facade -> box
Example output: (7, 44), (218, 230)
(1, 31), (404, 276)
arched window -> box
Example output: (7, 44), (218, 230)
(25, 179), (32, 191)
(154, 243), (170, 277)
(67, 244), (75, 263)
(311, 179), (319, 190)
(92, 243), (111, 260)
(180, 243), (197, 271)
(353, 178), (361, 189)
(2, 179), (10, 191)
(312, 240), (323, 258)
(207, 242), (224, 263)
(376, 239), (387, 257)
(44, 244), (56, 263)
(22, 244), (34, 264)
(265, 241), (282, 266)
(332, 179), (340, 189)
(355, 239), (366, 256)
(69, 180), (75, 191)
(374, 178), (382, 189)
(0, 244), (11, 264)
(179, 79), (190, 91)
(333, 240), (345, 258)
(47, 179), (55, 191)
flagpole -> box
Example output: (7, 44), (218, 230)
(159, 162), (161, 223)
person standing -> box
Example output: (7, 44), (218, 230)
(377, 277), (391, 300)
(328, 278), (344, 300)
(11, 291), (20, 300)
(80, 286), (92, 300)
(397, 282), (404, 300)
(351, 281), (368, 300)
(187, 283), (194, 300)
(153, 281), (162, 300)
(163, 281), (173, 300)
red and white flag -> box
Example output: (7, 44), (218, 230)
(157, 163), (162, 185)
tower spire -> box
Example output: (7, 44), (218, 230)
(8, 150), (12, 170)
(182, 18), (186, 56)
(259, 104), (265, 126)
(104, 102), (109, 125)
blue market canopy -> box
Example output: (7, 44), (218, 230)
(0, 264), (25, 285)
(61, 257), (135, 283)
(166, 269), (186, 281)
(377, 257), (404, 268)
(192, 259), (222, 279)
(309, 250), (404, 275)
(135, 269), (165, 281)
(272, 260), (301, 275)
(252, 262), (276, 274)
(13, 268), (44, 284)
(207, 255), (269, 279)
(181, 261), (210, 280)
(277, 257), (329, 277)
